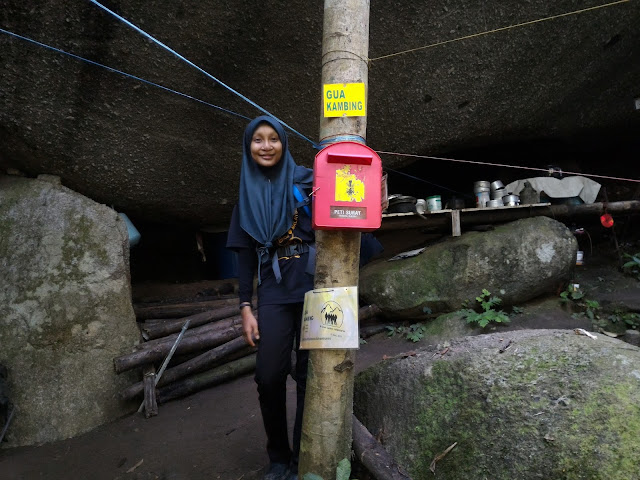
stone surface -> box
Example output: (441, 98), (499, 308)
(354, 329), (640, 479)
(0, 0), (638, 229)
(359, 216), (577, 319)
(0, 174), (140, 447)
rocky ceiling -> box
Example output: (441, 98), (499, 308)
(1, 0), (638, 231)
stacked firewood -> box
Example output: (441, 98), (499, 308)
(115, 296), (384, 418)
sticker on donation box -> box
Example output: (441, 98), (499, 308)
(300, 286), (359, 349)
(323, 83), (366, 117)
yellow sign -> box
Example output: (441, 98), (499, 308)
(335, 166), (365, 202)
(323, 83), (366, 117)
(300, 286), (359, 349)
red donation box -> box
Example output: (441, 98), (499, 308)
(312, 141), (382, 231)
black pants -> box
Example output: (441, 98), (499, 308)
(255, 302), (309, 472)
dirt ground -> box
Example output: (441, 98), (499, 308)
(1, 234), (639, 480)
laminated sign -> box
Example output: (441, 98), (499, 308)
(300, 286), (359, 349)
(323, 83), (366, 117)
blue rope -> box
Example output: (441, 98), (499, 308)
(1, 27), (479, 197)
(88, 0), (320, 149)
(0, 28), (251, 122)
(318, 134), (366, 149)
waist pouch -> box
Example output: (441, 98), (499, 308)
(276, 243), (310, 259)
(260, 242), (316, 278)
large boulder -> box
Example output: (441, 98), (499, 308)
(359, 216), (577, 319)
(354, 329), (640, 479)
(0, 174), (140, 447)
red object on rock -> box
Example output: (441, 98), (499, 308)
(600, 213), (614, 228)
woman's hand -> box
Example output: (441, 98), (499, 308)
(240, 306), (260, 347)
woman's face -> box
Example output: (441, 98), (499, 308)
(250, 124), (283, 168)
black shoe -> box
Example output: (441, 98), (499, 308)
(263, 463), (290, 480)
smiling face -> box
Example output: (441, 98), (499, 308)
(250, 124), (283, 168)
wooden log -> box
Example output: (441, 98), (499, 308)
(156, 353), (257, 404)
(140, 305), (241, 340)
(379, 200), (640, 232)
(352, 415), (411, 480)
(120, 337), (255, 400)
(133, 296), (238, 320)
(359, 304), (382, 324)
(360, 324), (387, 339)
(156, 336), (252, 386)
(113, 322), (244, 373)
(136, 315), (243, 350)
(142, 364), (158, 418)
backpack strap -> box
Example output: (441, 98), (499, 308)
(293, 184), (311, 217)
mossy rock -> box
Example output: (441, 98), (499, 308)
(359, 216), (577, 319)
(354, 329), (640, 480)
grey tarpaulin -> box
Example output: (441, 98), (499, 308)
(504, 176), (601, 204)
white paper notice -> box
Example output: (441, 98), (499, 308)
(300, 286), (359, 349)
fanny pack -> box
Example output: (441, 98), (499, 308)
(275, 243), (310, 259)
(258, 242), (316, 280)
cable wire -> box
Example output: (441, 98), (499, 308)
(375, 150), (640, 184)
(369, 0), (630, 62)
(87, 0), (319, 148)
(3, 11), (637, 189)
(0, 27), (251, 122)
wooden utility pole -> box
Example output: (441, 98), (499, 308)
(298, 1), (370, 478)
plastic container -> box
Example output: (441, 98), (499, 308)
(426, 195), (442, 211)
(416, 198), (427, 214)
(476, 191), (490, 208)
(118, 213), (141, 247)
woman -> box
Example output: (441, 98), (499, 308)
(226, 115), (314, 480)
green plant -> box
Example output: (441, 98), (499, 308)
(385, 322), (427, 342)
(560, 286), (584, 303)
(583, 299), (602, 321)
(607, 310), (640, 330)
(457, 289), (510, 328)
(560, 285), (603, 323)
(511, 305), (525, 315)
(622, 252), (640, 280)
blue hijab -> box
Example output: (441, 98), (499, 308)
(238, 116), (313, 282)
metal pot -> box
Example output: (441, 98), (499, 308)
(445, 196), (466, 209)
(487, 199), (503, 208)
(473, 181), (490, 193)
(491, 188), (506, 200)
(490, 180), (504, 192)
(387, 195), (416, 213)
(502, 194), (520, 206)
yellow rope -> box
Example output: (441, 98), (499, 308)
(369, 0), (630, 62)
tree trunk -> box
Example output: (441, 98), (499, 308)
(298, 2), (370, 478)
(156, 353), (257, 404)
